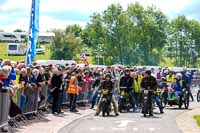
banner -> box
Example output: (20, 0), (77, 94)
(25, 0), (40, 66)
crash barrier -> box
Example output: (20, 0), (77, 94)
(61, 81), (94, 105)
(191, 79), (200, 88)
(22, 86), (39, 115)
(0, 88), (10, 129)
(3, 79), (119, 131)
(38, 85), (49, 109)
(191, 79), (200, 96)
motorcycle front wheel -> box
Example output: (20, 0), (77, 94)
(197, 90), (200, 102)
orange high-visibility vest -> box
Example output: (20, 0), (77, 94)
(68, 76), (77, 94)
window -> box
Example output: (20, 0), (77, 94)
(3, 35), (16, 38)
(20, 35), (26, 39)
(9, 45), (17, 50)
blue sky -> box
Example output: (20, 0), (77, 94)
(0, 0), (200, 32)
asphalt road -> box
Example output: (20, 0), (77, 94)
(59, 100), (200, 133)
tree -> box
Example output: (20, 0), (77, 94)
(51, 29), (82, 61)
(65, 24), (82, 37)
(168, 16), (200, 67)
(83, 3), (169, 65)
(14, 29), (24, 32)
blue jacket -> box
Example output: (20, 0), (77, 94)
(171, 81), (182, 92)
(2, 68), (16, 87)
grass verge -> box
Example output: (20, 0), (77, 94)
(0, 43), (51, 61)
(194, 115), (200, 127)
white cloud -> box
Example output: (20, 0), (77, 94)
(0, 0), (31, 10)
(1, 16), (87, 32)
(149, 0), (191, 14)
(39, 16), (87, 31)
(0, 0), (194, 31)
(1, 17), (29, 32)
(0, 0), (191, 14)
(0, 14), (9, 20)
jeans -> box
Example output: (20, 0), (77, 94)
(175, 91), (182, 98)
(128, 91), (136, 110)
(133, 92), (139, 108)
(91, 91), (101, 108)
(19, 94), (27, 110)
(68, 94), (77, 111)
(153, 95), (163, 113)
(62, 90), (68, 104)
(187, 87), (194, 101)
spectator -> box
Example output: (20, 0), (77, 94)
(68, 70), (80, 112)
(50, 68), (63, 114)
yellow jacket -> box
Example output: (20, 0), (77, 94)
(166, 74), (174, 83)
(133, 75), (143, 93)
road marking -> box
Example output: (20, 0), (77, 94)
(90, 128), (96, 131)
(115, 120), (135, 128)
(89, 127), (104, 131)
(111, 127), (126, 131)
(149, 127), (160, 132)
(149, 128), (155, 131)
(133, 127), (138, 131)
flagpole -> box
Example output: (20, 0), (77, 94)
(25, 0), (33, 66)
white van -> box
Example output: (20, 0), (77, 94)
(0, 32), (22, 43)
(7, 43), (27, 56)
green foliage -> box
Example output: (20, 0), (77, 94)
(13, 29), (25, 32)
(65, 24), (82, 37)
(6, 2), (197, 67)
(51, 28), (82, 61)
(83, 3), (169, 65)
(168, 16), (200, 67)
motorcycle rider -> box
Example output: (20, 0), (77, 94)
(166, 70), (175, 83)
(182, 70), (194, 101)
(168, 73), (186, 107)
(141, 70), (157, 116)
(90, 72), (104, 109)
(119, 68), (135, 112)
(95, 73), (119, 116)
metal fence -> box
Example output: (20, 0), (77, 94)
(0, 79), (119, 131)
(191, 79), (200, 87)
(61, 81), (94, 105)
(0, 88), (10, 129)
(23, 86), (39, 115)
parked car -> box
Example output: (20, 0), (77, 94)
(36, 46), (45, 55)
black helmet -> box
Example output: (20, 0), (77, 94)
(161, 77), (166, 81)
(145, 70), (151, 75)
(105, 73), (112, 79)
(124, 68), (130, 72)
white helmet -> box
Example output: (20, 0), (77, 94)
(175, 73), (182, 79)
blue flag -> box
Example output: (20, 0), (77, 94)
(26, 0), (39, 66)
